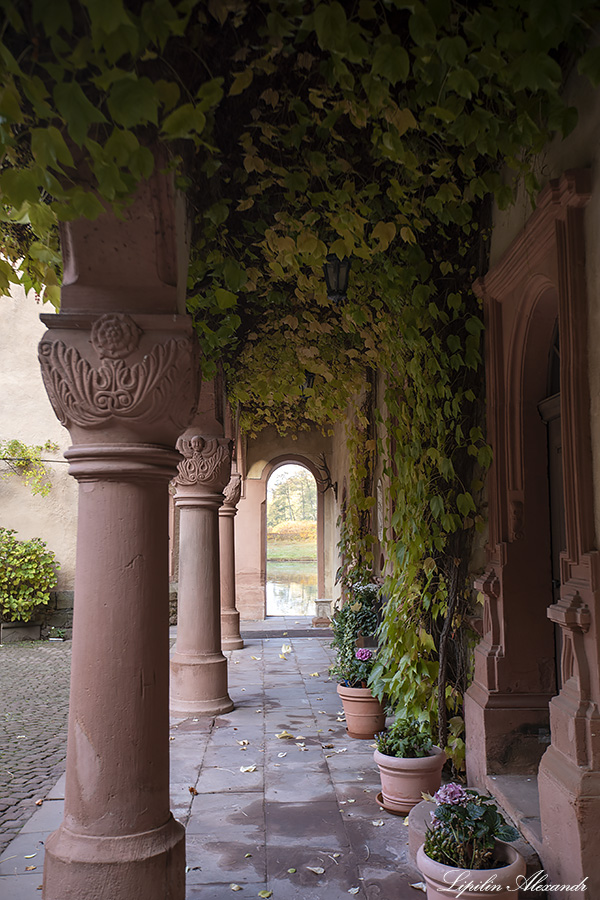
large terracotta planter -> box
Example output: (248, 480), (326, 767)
(374, 746), (446, 814)
(416, 841), (526, 899)
(337, 684), (386, 739)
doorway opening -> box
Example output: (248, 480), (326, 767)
(266, 464), (318, 615)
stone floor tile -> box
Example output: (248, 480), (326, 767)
(0, 873), (44, 899)
(184, 834), (266, 883)
(0, 833), (46, 876)
(195, 765), (264, 794)
(265, 800), (349, 849)
(18, 800), (63, 834)
(185, 881), (267, 898)
(44, 774), (65, 801)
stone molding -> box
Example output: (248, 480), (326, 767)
(174, 436), (232, 491)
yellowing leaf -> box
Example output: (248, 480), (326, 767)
(258, 892), (273, 899)
(372, 221), (396, 251)
(229, 68), (253, 96)
(230, 885), (243, 892)
(240, 765), (257, 773)
(276, 730), (294, 739)
(309, 672), (319, 677)
(281, 643), (292, 654)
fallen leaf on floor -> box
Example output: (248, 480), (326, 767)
(316, 697), (323, 700)
(281, 643), (292, 654)
(277, 752), (287, 758)
(371, 820), (384, 827)
(318, 710), (327, 714)
(347, 798), (356, 803)
(273, 764), (281, 767)
(296, 744), (308, 751)
(322, 743), (334, 749)
(337, 711), (345, 716)
(348, 889), (360, 895)
(188, 786), (198, 795)
(241, 688), (246, 691)
(258, 892), (273, 899)
(276, 730), (294, 739)
(334, 748), (347, 754)
(34, 799), (43, 806)
(245, 853), (252, 858)
(283, 631), (288, 635)
(332, 853), (341, 858)
(230, 884), (243, 892)
(279, 654), (287, 660)
(403, 816), (410, 826)
(169, 736), (175, 741)
(295, 734), (305, 740)
(251, 656), (262, 660)
(24, 854), (37, 859)
(336, 717), (345, 722)
(309, 672), (319, 677)
(410, 883), (427, 893)
(240, 765), (257, 773)
(306, 866), (325, 875)
(234, 660), (240, 664)
(36, 887), (42, 891)
(317, 728), (323, 732)
(237, 740), (249, 746)
(288, 868), (296, 873)
(25, 865), (37, 871)
(370, 743), (377, 749)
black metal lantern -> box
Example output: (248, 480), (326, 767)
(323, 254), (351, 302)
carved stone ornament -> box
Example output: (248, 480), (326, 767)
(222, 473), (242, 508)
(38, 314), (196, 432)
(175, 436), (232, 490)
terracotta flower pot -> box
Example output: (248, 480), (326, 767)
(337, 684), (386, 739)
(374, 746), (446, 814)
(416, 841), (526, 899)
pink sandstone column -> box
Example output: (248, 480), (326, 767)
(170, 435), (234, 715)
(38, 313), (198, 900)
(219, 473), (244, 650)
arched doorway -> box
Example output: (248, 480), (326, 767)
(266, 463), (318, 615)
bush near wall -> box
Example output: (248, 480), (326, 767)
(267, 520), (317, 542)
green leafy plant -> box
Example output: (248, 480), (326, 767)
(375, 717), (433, 759)
(329, 580), (380, 684)
(0, 439), (59, 496)
(424, 783), (520, 870)
(0, 528), (59, 623)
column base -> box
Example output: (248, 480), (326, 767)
(170, 652), (234, 716)
(221, 609), (244, 651)
(43, 815), (185, 900)
(538, 744), (600, 893)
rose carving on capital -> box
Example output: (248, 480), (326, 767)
(175, 436), (232, 491)
(222, 473), (242, 509)
(91, 313), (142, 360)
(38, 313), (198, 434)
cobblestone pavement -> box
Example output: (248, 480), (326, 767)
(0, 641), (71, 855)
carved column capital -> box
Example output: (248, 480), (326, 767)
(221, 473), (242, 512)
(174, 435), (232, 495)
(38, 312), (199, 449)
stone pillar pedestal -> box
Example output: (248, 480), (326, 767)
(170, 436), (234, 716)
(219, 474), (244, 651)
(38, 310), (198, 900)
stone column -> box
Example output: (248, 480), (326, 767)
(219, 473), (244, 650)
(39, 312), (198, 900)
(170, 435), (234, 715)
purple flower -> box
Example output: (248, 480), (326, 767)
(430, 811), (443, 829)
(355, 648), (372, 661)
(433, 783), (468, 805)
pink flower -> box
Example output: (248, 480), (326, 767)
(355, 647), (372, 661)
(433, 783), (468, 805)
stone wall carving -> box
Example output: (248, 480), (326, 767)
(222, 473), (242, 508)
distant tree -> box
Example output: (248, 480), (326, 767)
(268, 469), (316, 529)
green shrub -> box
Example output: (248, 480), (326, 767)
(0, 439), (58, 496)
(0, 528), (59, 623)
(375, 717), (433, 759)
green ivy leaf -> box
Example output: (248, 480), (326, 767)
(107, 76), (160, 127)
(54, 81), (108, 145)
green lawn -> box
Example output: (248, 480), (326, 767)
(266, 539), (317, 561)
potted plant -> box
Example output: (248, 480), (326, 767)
(330, 582), (385, 738)
(416, 783), (526, 899)
(373, 717), (446, 814)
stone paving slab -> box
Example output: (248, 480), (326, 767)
(0, 621), (425, 899)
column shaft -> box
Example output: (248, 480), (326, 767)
(219, 475), (244, 651)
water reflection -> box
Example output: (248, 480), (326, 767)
(266, 560), (318, 616)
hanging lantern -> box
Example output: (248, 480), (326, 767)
(323, 254), (351, 302)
